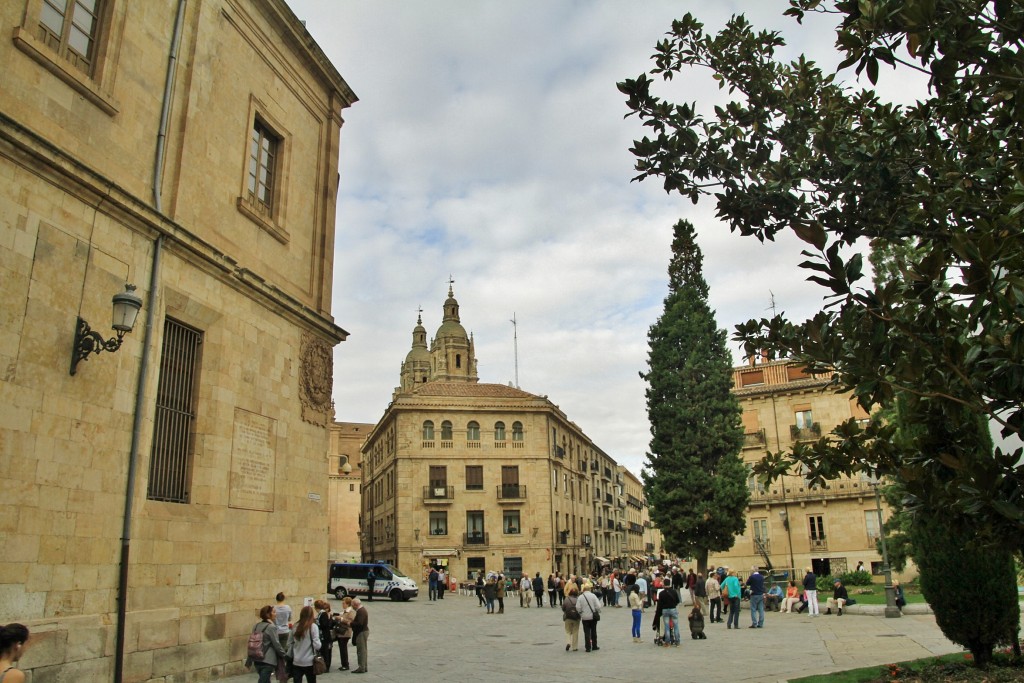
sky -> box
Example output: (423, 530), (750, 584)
(285, 1), (918, 476)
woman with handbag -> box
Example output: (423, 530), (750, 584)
(577, 582), (602, 652)
(332, 597), (355, 671)
(314, 600), (334, 672)
(288, 605), (322, 682)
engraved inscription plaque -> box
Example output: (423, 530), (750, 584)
(229, 408), (276, 511)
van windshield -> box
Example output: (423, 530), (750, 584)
(382, 564), (406, 578)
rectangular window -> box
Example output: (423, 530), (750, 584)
(465, 465), (483, 490)
(753, 518), (769, 541)
(38, 0), (104, 75)
(148, 318), (202, 503)
(429, 465), (447, 488)
(865, 510), (880, 542)
(349, 484), (354, 492)
(466, 511), (484, 543)
(809, 515), (825, 540)
(467, 557), (486, 580)
(503, 510), (521, 534)
(795, 409), (814, 429)
(248, 118), (278, 213)
(429, 511), (447, 536)
(503, 556), (522, 577)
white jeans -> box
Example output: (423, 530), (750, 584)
(806, 589), (819, 615)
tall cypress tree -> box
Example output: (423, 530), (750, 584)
(642, 219), (748, 570)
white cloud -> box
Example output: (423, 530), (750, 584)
(289, 0), (923, 476)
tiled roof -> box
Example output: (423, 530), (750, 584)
(411, 382), (540, 399)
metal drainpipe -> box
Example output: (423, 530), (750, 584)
(114, 1), (185, 681)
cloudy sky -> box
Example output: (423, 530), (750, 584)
(286, 1), (914, 476)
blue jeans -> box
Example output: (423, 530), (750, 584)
(750, 594), (765, 627)
(662, 608), (680, 644)
(631, 609), (642, 637)
(727, 597), (741, 628)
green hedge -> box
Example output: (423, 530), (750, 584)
(817, 570), (874, 587)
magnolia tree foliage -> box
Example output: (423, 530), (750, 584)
(619, 0), (1024, 546)
(642, 219), (749, 570)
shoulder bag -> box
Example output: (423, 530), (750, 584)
(311, 634), (327, 675)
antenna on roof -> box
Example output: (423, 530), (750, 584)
(767, 290), (778, 316)
(510, 313), (519, 389)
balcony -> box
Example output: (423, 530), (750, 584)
(603, 467), (612, 480)
(617, 497), (626, 509)
(810, 537), (828, 551)
(593, 491), (601, 501)
(582, 533), (592, 547)
(629, 522), (643, 534)
(790, 423), (822, 442)
(464, 531), (489, 545)
(743, 429), (766, 449)
(496, 484), (527, 502)
(606, 519), (614, 530)
(616, 522), (624, 532)
(421, 440), (435, 448)
(645, 542), (655, 552)
(553, 445), (565, 459)
(440, 440), (453, 449)
(591, 461), (599, 472)
(754, 537), (772, 554)
(423, 485), (454, 504)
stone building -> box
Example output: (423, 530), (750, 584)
(327, 421), (371, 562)
(0, 0), (355, 680)
(708, 359), (906, 580)
(360, 286), (639, 582)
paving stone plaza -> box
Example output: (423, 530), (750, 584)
(221, 591), (983, 683)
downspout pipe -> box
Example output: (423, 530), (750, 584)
(114, 2), (185, 681)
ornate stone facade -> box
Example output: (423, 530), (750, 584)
(707, 359), (911, 581)
(0, 1), (355, 679)
(361, 287), (643, 583)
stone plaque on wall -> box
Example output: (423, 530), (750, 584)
(229, 408), (277, 511)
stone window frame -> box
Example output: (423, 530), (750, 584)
(13, 0), (125, 115)
(236, 96), (292, 244)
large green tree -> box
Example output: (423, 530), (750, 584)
(642, 219), (749, 571)
(619, 0), (1024, 554)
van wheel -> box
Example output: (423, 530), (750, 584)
(389, 589), (402, 601)
(334, 587), (347, 600)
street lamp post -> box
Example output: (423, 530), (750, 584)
(871, 481), (901, 618)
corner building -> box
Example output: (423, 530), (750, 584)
(708, 359), (911, 581)
(361, 286), (620, 582)
(0, 1), (355, 679)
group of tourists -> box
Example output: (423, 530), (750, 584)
(245, 591), (370, 682)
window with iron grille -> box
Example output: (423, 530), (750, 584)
(147, 318), (202, 503)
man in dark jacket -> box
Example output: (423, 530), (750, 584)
(826, 580), (849, 615)
(532, 572), (545, 607)
(803, 567), (819, 616)
(745, 567), (766, 628)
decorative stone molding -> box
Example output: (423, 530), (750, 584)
(300, 332), (333, 425)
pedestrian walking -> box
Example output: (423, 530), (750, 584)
(578, 582), (603, 652)
(562, 584), (582, 651)
(350, 598), (370, 674)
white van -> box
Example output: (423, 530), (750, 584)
(327, 562), (419, 601)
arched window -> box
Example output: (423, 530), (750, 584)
(511, 421), (524, 441)
(441, 421), (453, 440)
(467, 421), (480, 440)
(494, 422), (506, 441)
(422, 420), (434, 441)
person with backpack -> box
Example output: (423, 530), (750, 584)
(245, 605), (286, 683)
(561, 583), (582, 651)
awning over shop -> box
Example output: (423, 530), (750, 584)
(422, 548), (459, 557)
(630, 555), (645, 562)
(593, 556), (610, 565)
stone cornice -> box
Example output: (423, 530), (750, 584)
(0, 112), (347, 344)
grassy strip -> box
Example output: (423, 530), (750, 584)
(787, 652), (970, 683)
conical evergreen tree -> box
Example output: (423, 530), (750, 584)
(642, 220), (748, 570)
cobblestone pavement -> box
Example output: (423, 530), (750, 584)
(220, 592), (978, 683)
